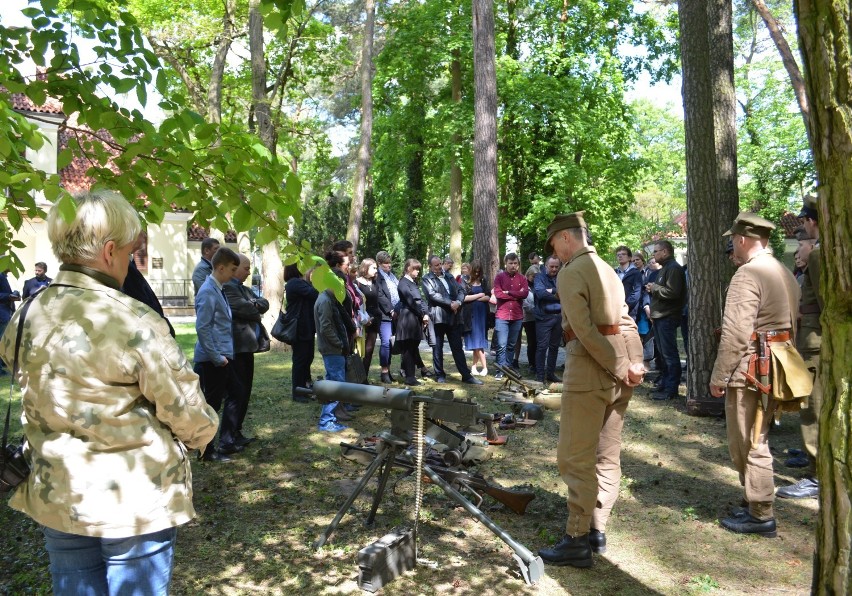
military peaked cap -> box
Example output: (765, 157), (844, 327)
(798, 195), (818, 221)
(544, 212), (586, 255)
(722, 212), (775, 239)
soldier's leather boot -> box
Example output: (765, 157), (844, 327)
(589, 528), (607, 554)
(538, 534), (593, 567)
(720, 513), (777, 538)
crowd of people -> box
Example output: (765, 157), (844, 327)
(0, 192), (824, 588)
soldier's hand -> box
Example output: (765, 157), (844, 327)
(709, 384), (725, 398)
(624, 363), (645, 387)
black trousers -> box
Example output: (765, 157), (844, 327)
(196, 360), (244, 451)
(291, 338), (315, 397)
(431, 322), (471, 380)
(399, 338), (421, 382)
(232, 352), (255, 434)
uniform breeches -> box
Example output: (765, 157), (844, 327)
(798, 350), (821, 469)
(557, 383), (631, 536)
(725, 385), (777, 520)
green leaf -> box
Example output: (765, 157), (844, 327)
(113, 78), (136, 94)
(232, 205), (256, 231)
(254, 226), (278, 247)
(285, 172), (302, 200)
(312, 265), (344, 301)
(56, 148), (73, 170)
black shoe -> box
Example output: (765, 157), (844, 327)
(463, 376), (483, 385)
(201, 450), (233, 462)
(435, 376), (447, 384)
(720, 513), (777, 538)
(406, 378), (421, 386)
(776, 477), (819, 499)
(235, 435), (256, 447)
(217, 443), (245, 455)
(494, 371), (505, 380)
(333, 406), (354, 421)
(380, 372), (393, 384)
(589, 529), (607, 554)
(421, 367), (435, 378)
(293, 395), (311, 403)
(652, 390), (678, 401)
(536, 376), (545, 383)
(546, 372), (561, 383)
(784, 454), (810, 468)
(538, 534), (593, 567)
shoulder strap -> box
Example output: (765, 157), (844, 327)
(3, 297), (35, 451)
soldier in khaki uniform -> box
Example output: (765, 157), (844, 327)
(777, 196), (821, 499)
(710, 213), (800, 537)
(538, 213), (644, 567)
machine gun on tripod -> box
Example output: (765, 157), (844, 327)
(295, 380), (545, 586)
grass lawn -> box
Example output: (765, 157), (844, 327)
(1, 323), (816, 594)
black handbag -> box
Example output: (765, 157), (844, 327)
(255, 323), (271, 353)
(1, 298), (33, 493)
(271, 305), (299, 345)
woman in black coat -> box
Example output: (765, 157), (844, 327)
(284, 264), (319, 401)
(395, 258), (428, 386)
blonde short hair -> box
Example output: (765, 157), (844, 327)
(48, 191), (141, 264)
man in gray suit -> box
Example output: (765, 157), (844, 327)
(223, 253), (269, 446)
(421, 255), (482, 385)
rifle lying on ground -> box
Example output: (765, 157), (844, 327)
(341, 442), (535, 514)
(295, 380), (545, 586)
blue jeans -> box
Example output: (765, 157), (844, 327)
(42, 526), (176, 596)
(654, 317), (682, 394)
(494, 318), (523, 368)
(378, 320), (393, 367)
(320, 354), (346, 426)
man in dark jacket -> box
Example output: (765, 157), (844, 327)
(533, 256), (562, 382)
(646, 240), (686, 400)
(224, 253), (269, 446)
(421, 256), (482, 385)
(22, 262), (52, 298)
(614, 246), (642, 321)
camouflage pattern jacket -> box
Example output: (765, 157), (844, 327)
(0, 265), (219, 538)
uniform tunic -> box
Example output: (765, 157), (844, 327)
(710, 250), (799, 519)
(556, 246), (642, 536)
(0, 267), (219, 538)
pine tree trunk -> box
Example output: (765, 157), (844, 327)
(472, 0), (499, 283)
(347, 0), (375, 251)
(679, 0), (738, 416)
(795, 1), (852, 591)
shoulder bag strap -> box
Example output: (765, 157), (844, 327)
(2, 297), (35, 451)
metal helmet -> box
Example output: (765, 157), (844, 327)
(519, 403), (545, 421)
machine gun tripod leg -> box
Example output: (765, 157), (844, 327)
(313, 434), (408, 549)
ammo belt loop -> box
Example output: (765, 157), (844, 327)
(563, 324), (620, 344)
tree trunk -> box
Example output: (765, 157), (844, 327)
(448, 48), (463, 273)
(249, 0), (283, 321)
(207, 0), (236, 124)
(347, 0), (375, 251)
(472, 0), (499, 283)
(795, 2), (852, 592)
(751, 0), (812, 142)
(679, 0), (738, 416)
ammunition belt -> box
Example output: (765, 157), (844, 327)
(799, 304), (821, 315)
(563, 324), (620, 343)
(749, 329), (791, 343)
